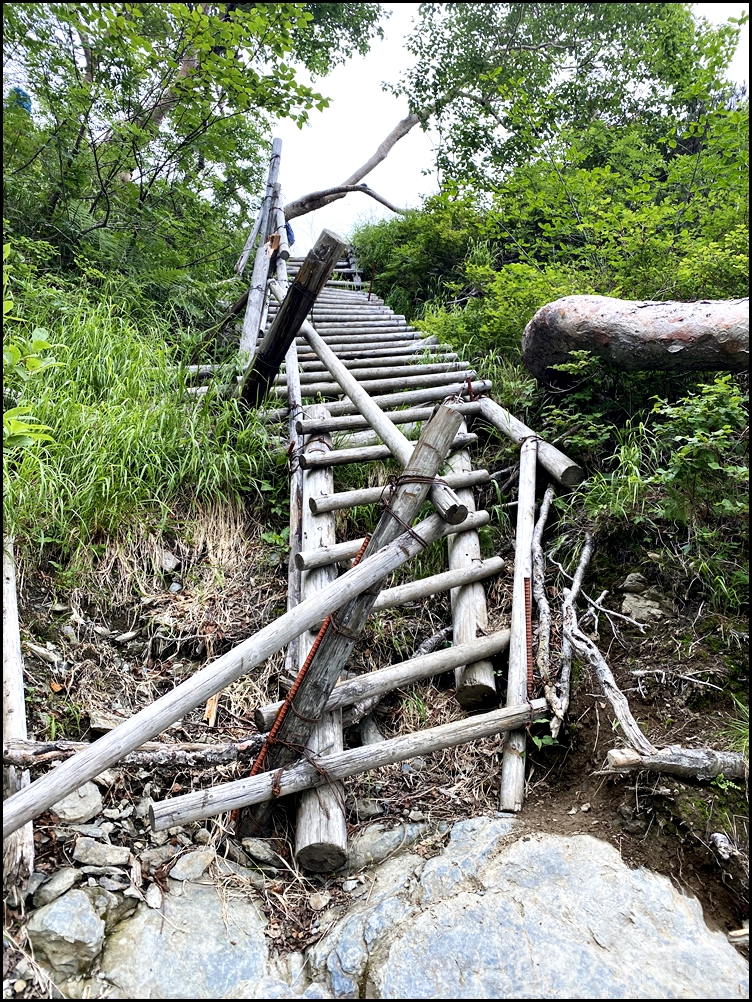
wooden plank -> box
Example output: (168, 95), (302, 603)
(445, 428), (498, 709)
(3, 539), (34, 905)
(479, 397), (585, 487)
(278, 362), (463, 386)
(150, 699), (549, 829)
(240, 230), (347, 407)
(3, 507), (475, 840)
(276, 372), (480, 406)
(499, 438), (538, 812)
(372, 555), (505, 612)
(255, 629), (511, 732)
(298, 402), (482, 436)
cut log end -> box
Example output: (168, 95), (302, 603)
(455, 675), (499, 710)
(295, 841), (348, 873)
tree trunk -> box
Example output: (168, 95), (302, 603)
(522, 295), (749, 382)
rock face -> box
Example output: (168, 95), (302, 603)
(98, 877), (268, 999)
(22, 818), (748, 1000)
(27, 889), (106, 977)
(306, 818), (749, 1000)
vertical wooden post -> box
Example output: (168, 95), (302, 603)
(239, 137), (282, 361)
(272, 184), (290, 261)
(240, 230), (347, 408)
(445, 424), (498, 708)
(499, 438), (538, 812)
(294, 406), (347, 872)
(3, 539), (34, 904)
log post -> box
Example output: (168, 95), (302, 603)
(499, 438), (538, 812)
(3, 509), (474, 839)
(150, 699), (550, 830)
(522, 295), (749, 382)
(294, 405), (347, 872)
(240, 230), (347, 408)
(606, 746), (747, 780)
(3, 539), (34, 904)
(241, 403), (465, 834)
(445, 425), (498, 708)
(238, 137), (282, 358)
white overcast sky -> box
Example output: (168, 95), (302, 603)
(273, 3), (749, 253)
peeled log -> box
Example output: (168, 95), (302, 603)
(522, 295), (749, 382)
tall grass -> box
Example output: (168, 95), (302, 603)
(3, 289), (282, 569)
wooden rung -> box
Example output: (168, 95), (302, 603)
(309, 468), (490, 513)
(298, 432), (477, 470)
(277, 362), (464, 386)
(272, 370), (479, 400)
(254, 627), (510, 732)
(295, 510), (490, 570)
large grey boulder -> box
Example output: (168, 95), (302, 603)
(27, 889), (106, 977)
(307, 817), (749, 999)
(98, 877), (268, 999)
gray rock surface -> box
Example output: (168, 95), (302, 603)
(27, 889), (106, 977)
(344, 821), (429, 872)
(51, 782), (103, 824)
(98, 877), (267, 999)
(307, 818), (749, 999)
(32, 867), (82, 907)
(621, 592), (665, 621)
(72, 837), (130, 867)
(169, 849), (215, 881)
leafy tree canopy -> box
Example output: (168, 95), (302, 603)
(394, 2), (745, 184)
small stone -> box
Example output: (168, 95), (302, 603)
(568, 807), (578, 816)
(13, 980), (27, 993)
(92, 770), (117, 788)
(51, 783), (103, 824)
(352, 798), (382, 820)
(72, 837), (130, 867)
(102, 808), (121, 820)
(193, 828), (212, 845)
(581, 803), (591, 813)
(408, 810), (426, 823)
(33, 867), (82, 908)
(99, 823), (116, 838)
(144, 883), (163, 910)
(51, 603), (69, 613)
(88, 709), (128, 732)
(621, 593), (664, 622)
(150, 830), (169, 846)
(61, 625), (78, 643)
(169, 850), (215, 882)
(139, 845), (178, 874)
(158, 548), (180, 573)
(240, 838), (288, 870)
(309, 890), (331, 911)
(99, 874), (130, 892)
(341, 879), (360, 892)
(620, 572), (648, 593)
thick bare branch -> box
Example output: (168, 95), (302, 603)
(284, 184), (404, 221)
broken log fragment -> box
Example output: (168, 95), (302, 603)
(150, 699), (550, 830)
(3, 738), (264, 770)
(606, 746), (747, 781)
(240, 230), (347, 407)
(522, 295), (749, 382)
(479, 397), (584, 487)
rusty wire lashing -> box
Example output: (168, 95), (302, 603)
(524, 576), (534, 698)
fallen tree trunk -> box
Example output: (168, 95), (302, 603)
(522, 295), (749, 382)
(3, 738), (264, 770)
